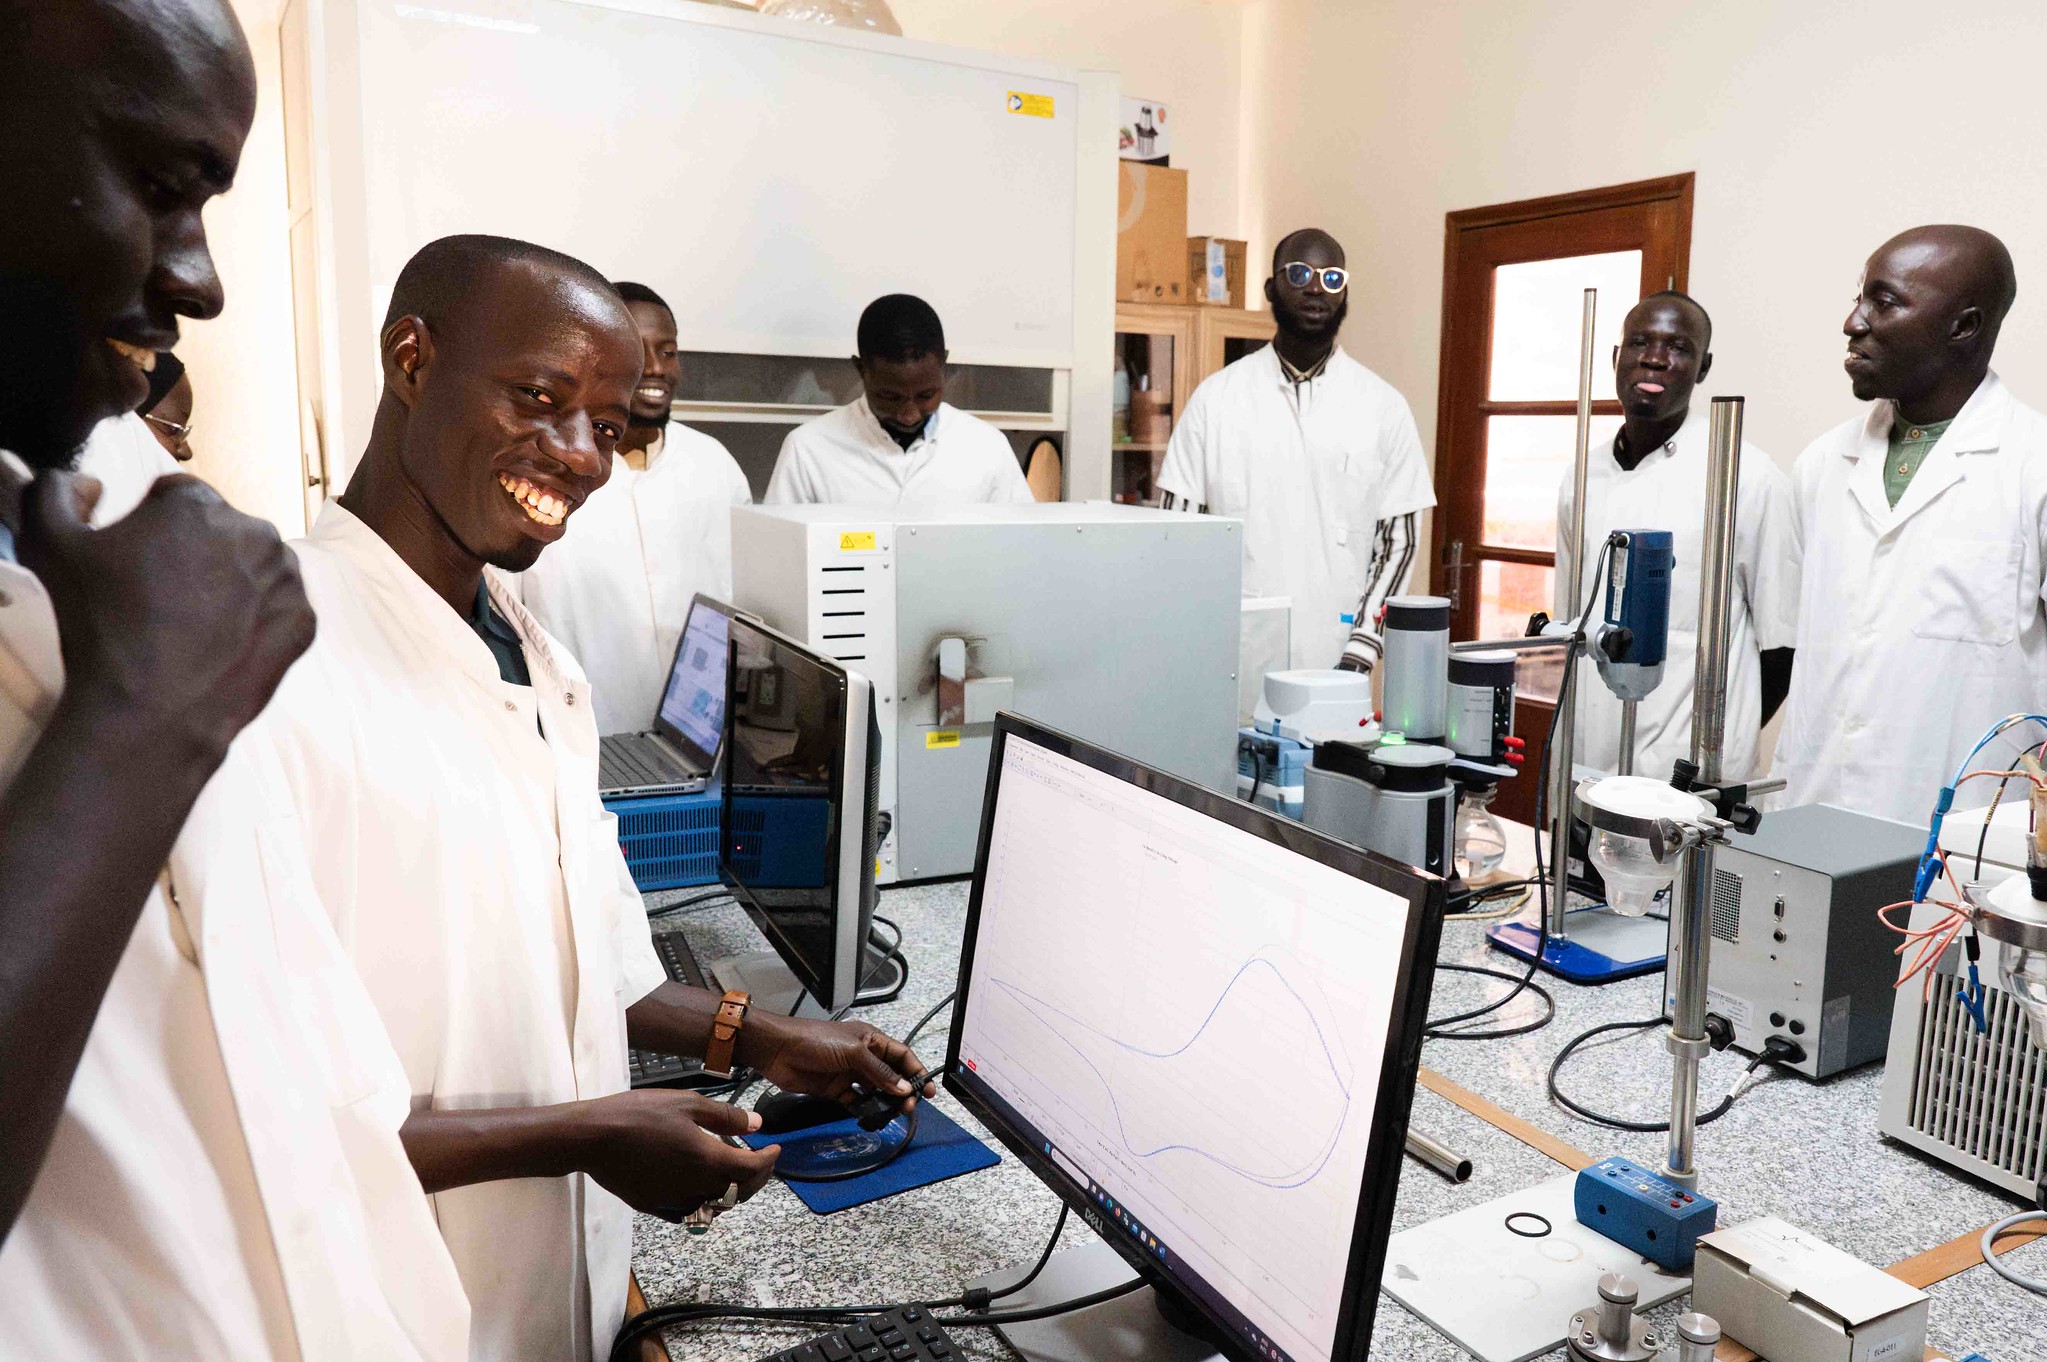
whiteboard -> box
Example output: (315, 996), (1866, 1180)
(338, 0), (1078, 354)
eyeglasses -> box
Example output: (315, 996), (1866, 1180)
(143, 412), (193, 443)
(1281, 262), (1348, 294)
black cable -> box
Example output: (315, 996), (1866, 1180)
(933, 1277), (1144, 1327)
(1974, 774), (2015, 879)
(984, 1204), (1067, 1304)
(870, 914), (904, 956)
(1424, 964), (1556, 1040)
(646, 889), (734, 919)
(1443, 876), (1539, 919)
(1546, 1016), (1773, 1132)
(775, 1104), (921, 1183)
(902, 990), (957, 1053)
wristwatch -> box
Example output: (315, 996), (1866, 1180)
(702, 989), (751, 1079)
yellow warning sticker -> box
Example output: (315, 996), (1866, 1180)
(839, 531), (877, 551)
(926, 730), (962, 749)
(1006, 91), (1055, 119)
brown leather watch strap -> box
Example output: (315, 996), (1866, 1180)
(702, 990), (751, 1079)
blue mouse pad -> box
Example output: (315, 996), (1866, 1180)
(743, 1102), (998, 1215)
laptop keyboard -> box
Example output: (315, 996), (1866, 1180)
(628, 932), (715, 1088)
(600, 733), (697, 791)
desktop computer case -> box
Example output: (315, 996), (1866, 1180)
(733, 504), (1241, 882)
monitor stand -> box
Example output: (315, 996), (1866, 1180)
(967, 1240), (1222, 1362)
(708, 941), (906, 1020)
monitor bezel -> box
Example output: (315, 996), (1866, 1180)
(654, 592), (739, 772)
(943, 713), (1445, 1362)
(717, 613), (875, 1011)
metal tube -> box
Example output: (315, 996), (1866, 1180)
(1547, 287), (1601, 939)
(1663, 395), (1745, 1191)
(1617, 701), (1637, 776)
(1405, 1128), (1472, 1182)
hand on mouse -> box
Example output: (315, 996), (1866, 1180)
(739, 1013), (935, 1119)
(576, 1090), (779, 1219)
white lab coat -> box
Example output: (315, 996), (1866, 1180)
(1554, 408), (1800, 781)
(765, 398), (1033, 506)
(1775, 372), (2047, 824)
(0, 446), (468, 1362)
(1157, 345), (1436, 670)
(518, 421), (753, 735)
(267, 501), (667, 1362)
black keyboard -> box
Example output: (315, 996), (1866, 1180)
(628, 932), (715, 1088)
(758, 1307), (960, 1362)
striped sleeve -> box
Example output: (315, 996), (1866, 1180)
(1339, 512), (1418, 670)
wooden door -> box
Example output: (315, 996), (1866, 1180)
(1432, 174), (1693, 823)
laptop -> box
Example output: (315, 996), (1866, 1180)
(597, 593), (738, 798)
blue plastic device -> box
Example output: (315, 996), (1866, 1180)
(1573, 1155), (1717, 1271)
(1236, 726), (1311, 820)
(603, 789), (720, 892)
(1592, 529), (1674, 704)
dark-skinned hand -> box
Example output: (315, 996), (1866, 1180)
(742, 1013), (936, 1114)
(579, 1090), (780, 1220)
(20, 470), (317, 762)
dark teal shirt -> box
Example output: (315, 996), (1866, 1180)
(469, 581), (530, 687)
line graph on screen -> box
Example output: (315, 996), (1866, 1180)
(985, 947), (1355, 1189)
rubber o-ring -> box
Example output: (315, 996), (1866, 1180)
(1505, 1212), (1552, 1239)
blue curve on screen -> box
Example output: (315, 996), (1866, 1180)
(987, 954), (1354, 1189)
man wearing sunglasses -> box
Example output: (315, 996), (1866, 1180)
(1158, 229), (1433, 674)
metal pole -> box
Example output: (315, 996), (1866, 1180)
(1663, 396), (1744, 1191)
(1548, 287), (1600, 939)
(1405, 1129), (1473, 1182)
(1617, 701), (1637, 776)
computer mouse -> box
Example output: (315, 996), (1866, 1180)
(751, 1090), (855, 1135)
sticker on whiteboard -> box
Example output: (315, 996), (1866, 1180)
(838, 531), (877, 551)
(926, 730), (961, 749)
(1006, 91), (1055, 119)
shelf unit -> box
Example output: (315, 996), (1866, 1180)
(1109, 304), (1274, 505)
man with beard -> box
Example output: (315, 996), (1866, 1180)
(1158, 229), (1434, 672)
(1553, 291), (1799, 781)
(517, 280), (752, 735)
(0, 2), (467, 1357)
(1775, 225), (2047, 823)
(766, 292), (1033, 505)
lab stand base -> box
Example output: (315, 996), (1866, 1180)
(1486, 907), (1667, 984)
(1380, 1173), (1690, 1362)
(968, 1241), (1222, 1362)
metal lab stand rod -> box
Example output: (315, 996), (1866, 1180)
(1663, 395), (1744, 1190)
(1548, 287), (1601, 941)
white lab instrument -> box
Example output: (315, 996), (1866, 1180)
(1251, 669), (1375, 743)
(731, 503), (1241, 882)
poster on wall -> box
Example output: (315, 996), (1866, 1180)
(1119, 97), (1170, 165)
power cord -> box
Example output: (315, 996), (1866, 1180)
(647, 889), (735, 919)
(902, 990), (957, 1053)
(1425, 964), (1556, 1040)
(1547, 1022), (1798, 1131)
(1981, 1209), (2047, 1296)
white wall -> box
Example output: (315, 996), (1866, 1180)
(890, 0), (1249, 240)
(1243, 0), (2047, 487)
(185, 0), (307, 536)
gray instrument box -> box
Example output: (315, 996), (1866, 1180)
(732, 503), (1242, 882)
(1701, 804), (1923, 1078)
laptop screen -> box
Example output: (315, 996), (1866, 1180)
(655, 596), (732, 769)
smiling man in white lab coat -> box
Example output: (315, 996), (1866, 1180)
(0, 3), (468, 1358)
(518, 281), (753, 735)
(765, 292), (1033, 506)
(1775, 225), (2047, 825)
(264, 235), (935, 1362)
(1157, 228), (1435, 672)
(1554, 292), (1800, 781)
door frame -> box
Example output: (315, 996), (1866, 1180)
(1430, 172), (1694, 638)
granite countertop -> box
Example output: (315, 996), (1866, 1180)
(634, 879), (2047, 1362)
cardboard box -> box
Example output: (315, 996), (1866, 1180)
(1693, 1217), (1928, 1362)
(1116, 164), (1187, 304)
(1188, 236), (1248, 308)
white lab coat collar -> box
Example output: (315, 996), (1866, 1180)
(1841, 370), (2010, 533)
(849, 394), (945, 454)
(309, 501), (590, 702)
(1260, 342), (1351, 391)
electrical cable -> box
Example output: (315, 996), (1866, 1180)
(646, 889), (734, 919)
(1546, 1019), (1790, 1132)
(902, 990), (957, 1053)
(774, 1103), (921, 1183)
(1424, 964), (1556, 1040)
(1980, 1211), (2047, 1296)
(982, 1204), (1067, 1304)
(932, 1277), (1143, 1327)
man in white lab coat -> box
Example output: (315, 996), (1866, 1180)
(765, 292), (1034, 505)
(1775, 225), (2047, 825)
(519, 280), (754, 735)
(1157, 229), (1436, 671)
(1554, 292), (1800, 781)
(265, 235), (936, 1362)
(0, 3), (469, 1358)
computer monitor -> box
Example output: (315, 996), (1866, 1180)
(654, 593), (734, 771)
(946, 715), (1443, 1362)
(714, 614), (888, 1016)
